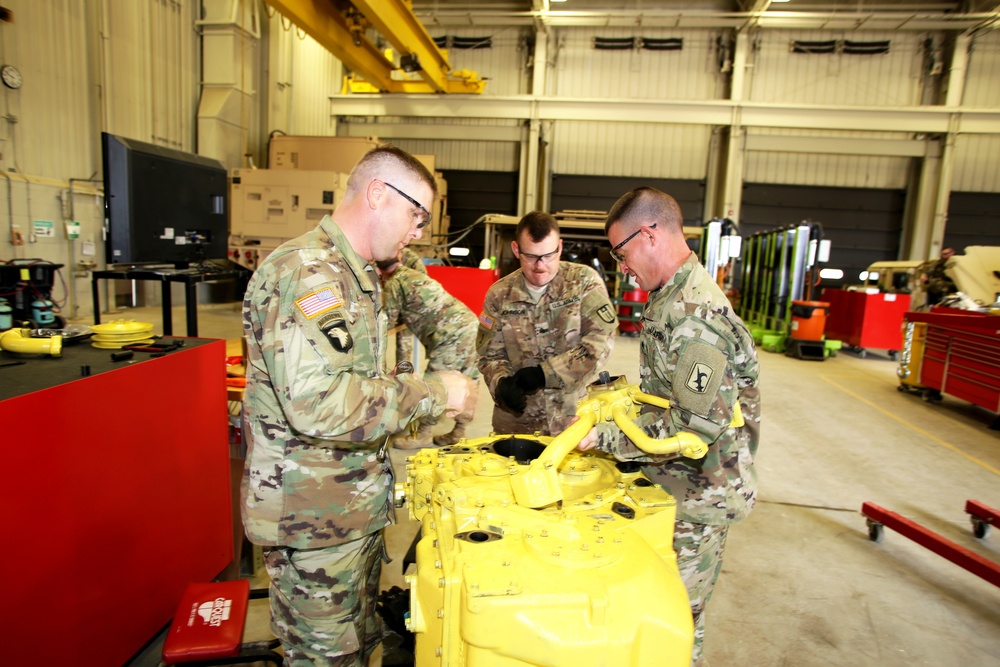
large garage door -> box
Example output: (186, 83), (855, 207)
(741, 183), (906, 288)
(550, 175), (705, 224)
(946, 192), (1000, 253)
(440, 169), (518, 266)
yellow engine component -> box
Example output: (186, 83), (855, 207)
(0, 327), (62, 356)
(396, 374), (716, 667)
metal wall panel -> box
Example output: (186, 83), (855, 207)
(952, 134), (1000, 193)
(0, 0), (202, 321)
(745, 128), (911, 189)
(392, 137), (519, 172)
(963, 31), (1000, 108)
(266, 8), (343, 137)
(551, 121), (711, 179)
(426, 26), (530, 96)
(549, 27), (722, 100)
(951, 33), (1000, 193)
(749, 29), (924, 106)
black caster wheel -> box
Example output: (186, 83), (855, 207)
(972, 518), (991, 540)
(867, 519), (885, 543)
(897, 385), (907, 393)
(889, 350), (898, 360)
(858, 349), (867, 359)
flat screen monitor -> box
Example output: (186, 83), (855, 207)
(102, 132), (228, 267)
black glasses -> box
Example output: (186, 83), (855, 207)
(383, 181), (431, 229)
(517, 247), (560, 265)
(610, 223), (656, 263)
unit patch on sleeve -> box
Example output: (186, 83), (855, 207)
(318, 313), (353, 352)
(596, 304), (617, 324)
(296, 288), (343, 319)
(674, 339), (727, 417)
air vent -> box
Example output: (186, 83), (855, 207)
(791, 39), (837, 54)
(843, 40), (890, 55)
(641, 37), (683, 51)
(594, 37), (635, 50)
(452, 36), (492, 50)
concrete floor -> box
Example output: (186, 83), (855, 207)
(108, 300), (1000, 666)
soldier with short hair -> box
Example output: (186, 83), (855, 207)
(241, 145), (476, 666)
(377, 256), (480, 448)
(477, 211), (618, 435)
(579, 187), (761, 667)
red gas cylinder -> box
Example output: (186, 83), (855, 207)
(619, 289), (649, 334)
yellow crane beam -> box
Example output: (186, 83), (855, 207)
(265, 0), (485, 94)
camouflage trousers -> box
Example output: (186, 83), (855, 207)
(264, 532), (384, 666)
(674, 520), (729, 667)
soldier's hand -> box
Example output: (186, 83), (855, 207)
(578, 426), (599, 451)
(513, 365), (545, 393)
(437, 370), (477, 418)
(496, 375), (526, 415)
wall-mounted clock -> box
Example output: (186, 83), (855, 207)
(1, 64), (21, 89)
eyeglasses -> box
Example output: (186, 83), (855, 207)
(610, 223), (656, 263)
(517, 247), (560, 265)
(383, 181), (431, 229)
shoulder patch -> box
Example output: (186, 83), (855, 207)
(296, 288), (342, 319)
(596, 303), (617, 324)
(674, 339), (727, 417)
(479, 312), (495, 330)
(318, 313), (353, 352)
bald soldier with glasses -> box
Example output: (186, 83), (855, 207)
(477, 211), (618, 435)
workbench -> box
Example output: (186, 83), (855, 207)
(0, 337), (233, 667)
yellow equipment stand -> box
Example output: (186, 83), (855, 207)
(396, 374), (730, 667)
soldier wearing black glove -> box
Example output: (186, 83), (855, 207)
(513, 365), (545, 393)
(495, 375), (527, 414)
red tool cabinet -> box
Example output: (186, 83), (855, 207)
(821, 288), (912, 354)
(904, 309), (1000, 426)
(0, 338), (233, 667)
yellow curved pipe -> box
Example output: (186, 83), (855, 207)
(0, 328), (62, 357)
(611, 404), (708, 459)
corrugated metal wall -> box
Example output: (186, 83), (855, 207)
(952, 31), (1000, 193)
(743, 29), (923, 189)
(549, 27), (720, 179)
(749, 29), (924, 106)
(266, 7), (343, 138)
(745, 128), (911, 189)
(0, 0), (202, 320)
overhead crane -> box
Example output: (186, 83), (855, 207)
(264, 0), (486, 94)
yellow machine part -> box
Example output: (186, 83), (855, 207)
(0, 327), (62, 356)
(403, 439), (692, 667)
(395, 375), (726, 666)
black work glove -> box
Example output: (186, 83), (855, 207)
(514, 365), (545, 393)
(496, 375), (526, 414)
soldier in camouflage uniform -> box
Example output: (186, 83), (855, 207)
(477, 211), (618, 435)
(579, 188), (761, 667)
(377, 256), (480, 448)
(392, 246), (428, 366)
(921, 246), (956, 306)
(242, 145), (476, 667)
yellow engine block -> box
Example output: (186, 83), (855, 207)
(395, 374), (708, 667)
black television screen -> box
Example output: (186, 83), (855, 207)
(102, 132), (228, 267)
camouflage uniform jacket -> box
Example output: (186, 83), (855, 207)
(241, 216), (449, 549)
(400, 247), (428, 275)
(382, 266), (480, 377)
(594, 253), (761, 526)
(477, 262), (618, 434)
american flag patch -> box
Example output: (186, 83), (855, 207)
(296, 288), (342, 319)
(479, 312), (494, 330)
